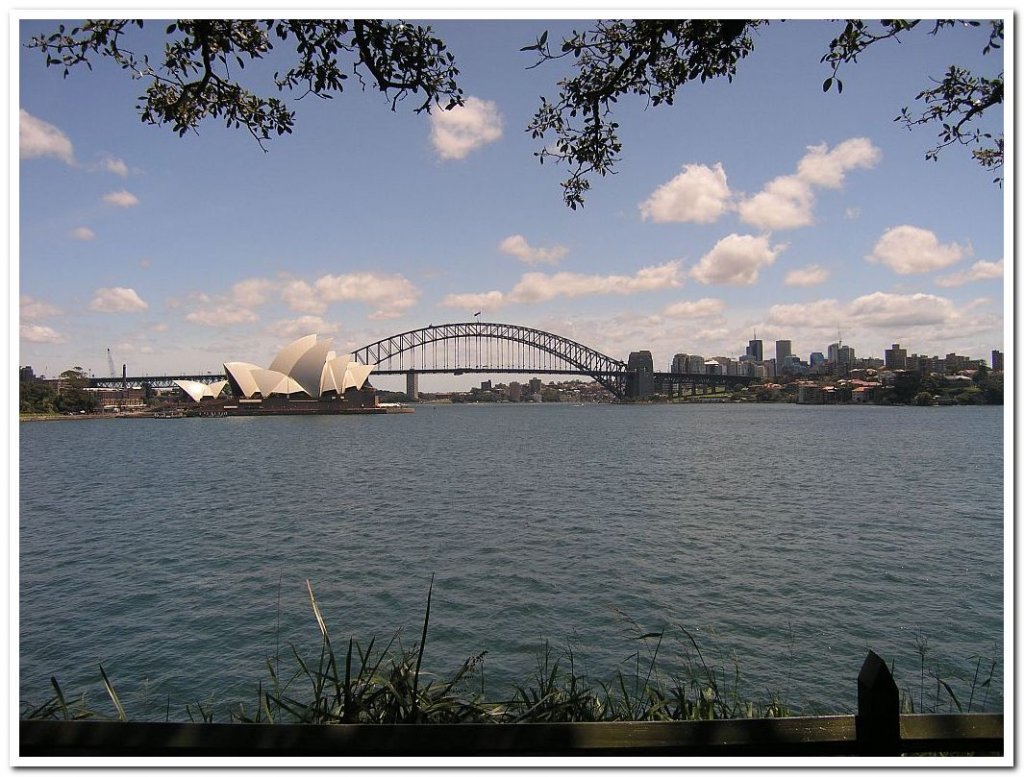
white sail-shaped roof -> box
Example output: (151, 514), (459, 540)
(223, 362), (262, 398)
(269, 334), (318, 376)
(288, 338), (333, 397)
(175, 379), (228, 402)
(225, 336), (373, 400)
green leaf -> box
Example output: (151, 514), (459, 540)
(823, 77), (833, 92)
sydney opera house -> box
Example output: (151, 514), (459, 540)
(176, 334), (382, 415)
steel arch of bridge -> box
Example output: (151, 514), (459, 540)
(352, 322), (630, 398)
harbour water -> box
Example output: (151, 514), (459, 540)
(19, 403), (1005, 717)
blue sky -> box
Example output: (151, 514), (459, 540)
(16, 13), (1008, 392)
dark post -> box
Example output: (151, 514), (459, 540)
(856, 650), (900, 755)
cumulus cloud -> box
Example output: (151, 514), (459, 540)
(737, 176), (815, 230)
(98, 155), (129, 177)
(186, 306), (258, 326)
(934, 259), (1004, 288)
(785, 264), (830, 287)
(509, 260), (683, 303)
(690, 234), (785, 286)
(848, 291), (956, 328)
(20, 110), (74, 164)
(662, 298), (726, 318)
(767, 298), (844, 329)
(21, 295), (62, 321)
(767, 291), (958, 333)
(795, 137), (882, 188)
(268, 316), (340, 338)
(230, 277), (275, 307)
(20, 324), (66, 344)
(281, 272), (420, 320)
(441, 290), (508, 312)
(70, 226), (96, 241)
(499, 234), (567, 265)
(90, 287), (149, 313)
(738, 138), (880, 231)
(103, 190), (140, 207)
(639, 163), (732, 224)
(439, 261), (683, 310)
(430, 97), (503, 160)
(867, 225), (968, 274)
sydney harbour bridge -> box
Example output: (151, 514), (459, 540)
(88, 321), (754, 400)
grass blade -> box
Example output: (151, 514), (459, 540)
(99, 665), (127, 721)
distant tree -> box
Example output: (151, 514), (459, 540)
(55, 367), (97, 413)
(27, 18), (1003, 208)
(890, 371), (922, 404)
(913, 391), (935, 406)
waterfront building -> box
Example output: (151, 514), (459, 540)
(685, 355), (705, 374)
(671, 353), (688, 373)
(174, 379), (228, 403)
(528, 377), (543, 394)
(992, 350), (1004, 371)
(222, 334), (377, 414)
(885, 343), (908, 370)
(746, 339), (764, 362)
(406, 371), (419, 401)
(775, 340), (792, 365)
(508, 381), (522, 402)
(704, 359), (723, 375)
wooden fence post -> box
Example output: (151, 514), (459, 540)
(856, 650), (900, 755)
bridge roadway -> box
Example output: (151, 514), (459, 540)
(87, 321), (755, 399)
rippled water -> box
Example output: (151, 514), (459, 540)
(19, 403), (1005, 716)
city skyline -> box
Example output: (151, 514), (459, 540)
(16, 16), (1008, 392)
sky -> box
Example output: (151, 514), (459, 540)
(14, 11), (1010, 393)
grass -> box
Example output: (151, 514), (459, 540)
(21, 580), (1000, 726)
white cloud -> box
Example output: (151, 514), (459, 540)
(690, 234), (785, 286)
(21, 295), (62, 320)
(103, 190), (140, 207)
(767, 299), (844, 329)
(639, 163), (732, 224)
(20, 324), (66, 344)
(795, 137), (882, 188)
(439, 261), (683, 310)
(70, 226), (96, 241)
(867, 225), (968, 274)
(20, 110), (74, 164)
(662, 298), (726, 318)
(499, 234), (567, 265)
(440, 290), (508, 311)
(847, 291), (956, 328)
(90, 287), (149, 313)
(509, 260), (683, 303)
(767, 292), (957, 334)
(280, 272), (421, 320)
(430, 97), (503, 160)
(268, 316), (339, 338)
(738, 138), (880, 231)
(785, 264), (830, 287)
(98, 155), (129, 177)
(737, 176), (815, 230)
(185, 305), (258, 326)
(230, 277), (275, 307)
(935, 259), (1004, 288)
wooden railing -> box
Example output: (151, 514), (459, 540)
(19, 652), (1003, 758)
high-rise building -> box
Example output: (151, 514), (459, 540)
(671, 353), (688, 373)
(685, 355), (705, 374)
(809, 352), (825, 368)
(885, 343), (908, 370)
(746, 339), (763, 362)
(406, 371), (419, 401)
(775, 340), (792, 364)
(992, 350), (1004, 371)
